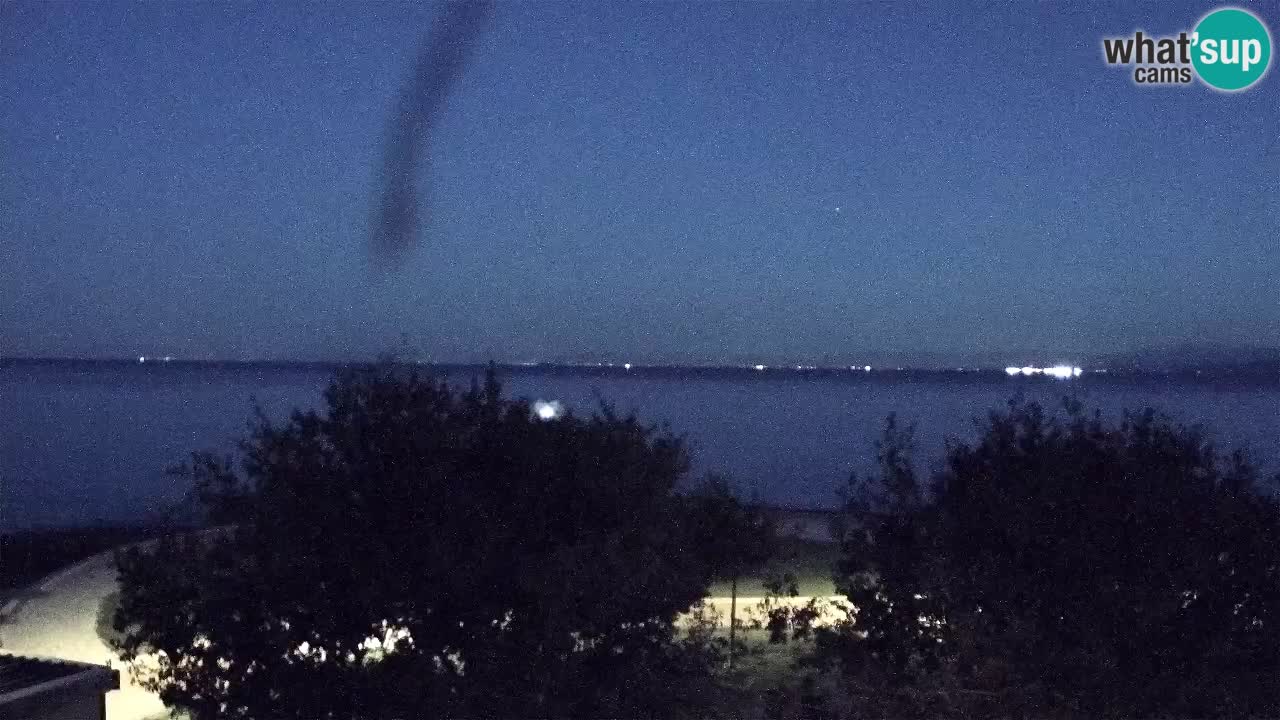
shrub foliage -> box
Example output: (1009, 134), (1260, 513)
(113, 367), (749, 719)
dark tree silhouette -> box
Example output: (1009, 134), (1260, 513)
(685, 474), (776, 666)
(112, 367), (741, 719)
(813, 399), (1280, 718)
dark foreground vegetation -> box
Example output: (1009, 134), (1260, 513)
(111, 369), (1280, 719)
(113, 367), (769, 718)
(793, 401), (1280, 718)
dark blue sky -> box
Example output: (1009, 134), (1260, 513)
(3, 1), (1278, 363)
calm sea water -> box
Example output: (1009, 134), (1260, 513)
(3, 360), (1279, 529)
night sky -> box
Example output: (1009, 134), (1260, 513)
(3, 1), (1278, 364)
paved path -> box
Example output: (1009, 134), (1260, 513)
(690, 595), (849, 629)
(0, 550), (166, 720)
(0, 542), (845, 719)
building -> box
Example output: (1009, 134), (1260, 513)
(0, 654), (118, 720)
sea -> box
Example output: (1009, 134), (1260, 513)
(3, 359), (1279, 530)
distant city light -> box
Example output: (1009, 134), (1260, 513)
(754, 364), (766, 371)
(138, 356), (146, 363)
(1006, 365), (1083, 379)
(623, 363), (632, 370)
(532, 400), (564, 421)
(864, 365), (872, 372)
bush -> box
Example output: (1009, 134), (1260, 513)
(814, 399), (1280, 718)
(112, 367), (748, 719)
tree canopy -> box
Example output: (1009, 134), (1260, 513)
(814, 399), (1280, 718)
(112, 367), (755, 719)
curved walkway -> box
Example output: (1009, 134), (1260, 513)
(0, 550), (166, 720)
(0, 541), (842, 720)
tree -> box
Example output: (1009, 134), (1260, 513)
(112, 366), (735, 719)
(807, 415), (953, 718)
(685, 474), (776, 667)
(814, 399), (1280, 718)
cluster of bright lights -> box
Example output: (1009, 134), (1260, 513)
(532, 399), (564, 421)
(1005, 365), (1082, 378)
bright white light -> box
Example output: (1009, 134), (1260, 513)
(864, 365), (872, 372)
(532, 400), (563, 421)
(754, 364), (766, 371)
(138, 356), (146, 363)
(623, 363), (632, 370)
(1007, 365), (1082, 379)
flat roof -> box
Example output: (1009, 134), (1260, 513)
(0, 653), (119, 707)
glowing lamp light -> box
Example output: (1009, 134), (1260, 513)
(1005, 367), (1021, 376)
(532, 400), (564, 421)
(754, 364), (766, 371)
(864, 365), (872, 372)
(623, 363), (632, 370)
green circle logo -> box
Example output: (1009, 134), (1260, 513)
(1192, 8), (1272, 91)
